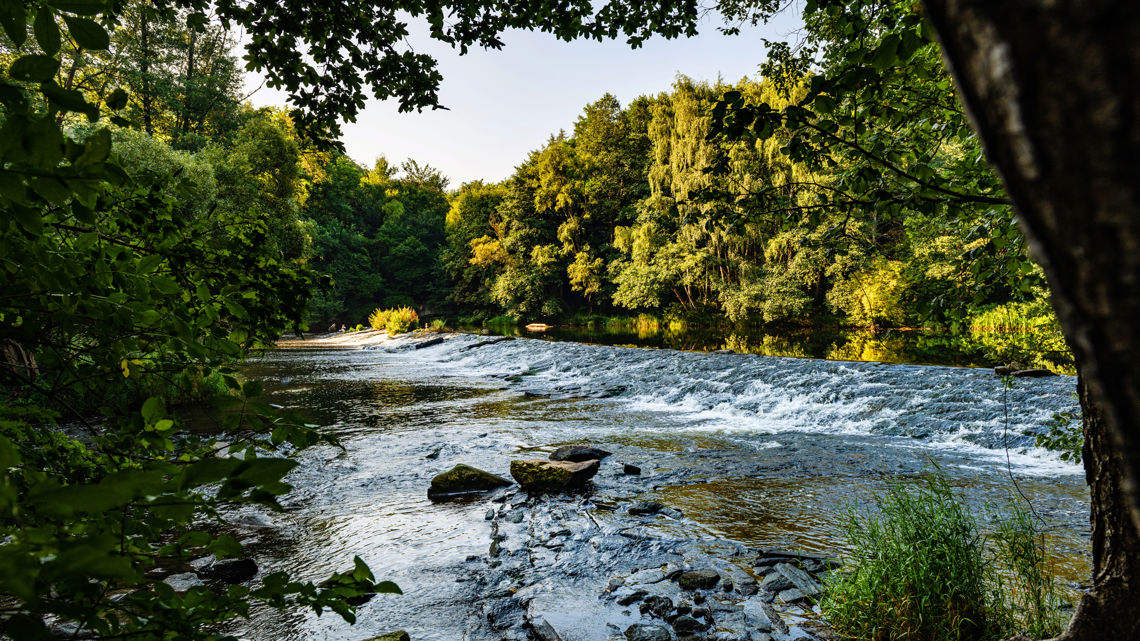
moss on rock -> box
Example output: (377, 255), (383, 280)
(428, 464), (511, 501)
(510, 458), (599, 492)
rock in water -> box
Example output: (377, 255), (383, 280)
(549, 445), (612, 462)
(678, 569), (721, 591)
(530, 618), (562, 641)
(197, 558), (257, 584)
(1012, 368), (1057, 378)
(427, 464), (512, 501)
(363, 632), (410, 641)
(624, 624), (671, 641)
(510, 459), (599, 492)
(623, 463), (642, 475)
(629, 501), (664, 516)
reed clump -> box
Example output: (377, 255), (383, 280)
(821, 469), (1065, 641)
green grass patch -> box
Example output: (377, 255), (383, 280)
(822, 468), (1066, 641)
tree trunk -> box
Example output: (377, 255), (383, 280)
(1053, 375), (1140, 640)
(140, 9), (154, 136)
(920, 1), (1140, 637)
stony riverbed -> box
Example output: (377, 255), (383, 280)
(222, 330), (1089, 641)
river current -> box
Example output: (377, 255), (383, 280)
(231, 331), (1089, 641)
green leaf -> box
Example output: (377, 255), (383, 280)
(10, 55), (60, 83)
(41, 81), (96, 118)
(63, 15), (109, 49)
(34, 7), (61, 55)
(46, 0), (108, 16)
(141, 396), (166, 424)
(0, 3), (27, 46)
(374, 580), (402, 594)
(105, 87), (128, 110)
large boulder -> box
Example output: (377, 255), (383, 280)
(549, 445), (612, 462)
(510, 459), (599, 492)
(428, 464), (511, 501)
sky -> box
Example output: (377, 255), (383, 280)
(243, 11), (803, 187)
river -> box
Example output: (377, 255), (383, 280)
(229, 329), (1089, 641)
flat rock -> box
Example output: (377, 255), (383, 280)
(510, 459), (599, 492)
(758, 572), (794, 592)
(625, 624), (671, 641)
(640, 594), (673, 617)
(549, 445), (612, 462)
(1012, 368), (1057, 378)
(678, 569), (721, 590)
(428, 464), (512, 500)
(530, 618), (562, 641)
(774, 562), (822, 596)
(197, 558), (257, 584)
(671, 615), (706, 635)
(629, 501), (664, 516)
(363, 633), (410, 641)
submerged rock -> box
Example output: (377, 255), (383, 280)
(1012, 368), (1057, 378)
(629, 501), (664, 516)
(510, 459), (599, 492)
(363, 631), (410, 641)
(197, 558), (257, 584)
(623, 463), (642, 475)
(678, 569), (721, 590)
(428, 464), (512, 501)
(549, 445), (612, 462)
(625, 624), (671, 641)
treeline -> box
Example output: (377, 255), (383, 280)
(310, 79), (1052, 331)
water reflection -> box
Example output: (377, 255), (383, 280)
(466, 324), (1075, 374)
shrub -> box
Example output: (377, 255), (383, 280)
(368, 306), (419, 334)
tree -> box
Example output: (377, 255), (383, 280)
(712, 0), (1139, 637)
(917, 3), (1140, 639)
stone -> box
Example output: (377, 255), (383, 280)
(617, 589), (649, 606)
(994, 365), (1013, 375)
(712, 348), (735, 354)
(678, 569), (721, 591)
(510, 459), (599, 492)
(629, 501), (665, 516)
(197, 558), (257, 584)
(164, 572), (203, 591)
(758, 572), (793, 592)
(690, 606), (708, 619)
(737, 577), (759, 596)
(424, 447), (442, 460)
(625, 624), (671, 641)
(549, 445), (612, 462)
(485, 509), (495, 520)
(530, 618), (562, 641)
(778, 588), (808, 604)
(414, 336), (444, 349)
(721, 578), (734, 593)
(774, 563), (822, 596)
(1012, 368), (1057, 378)
(640, 594), (673, 618)
(363, 632), (410, 641)
(671, 615), (706, 635)
(623, 463), (642, 475)
(428, 464), (511, 500)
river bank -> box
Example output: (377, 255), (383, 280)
(233, 330), (1088, 641)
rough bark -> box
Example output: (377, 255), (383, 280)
(919, 1), (1140, 638)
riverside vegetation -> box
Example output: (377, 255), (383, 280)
(0, 0), (1125, 640)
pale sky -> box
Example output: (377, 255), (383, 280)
(243, 11), (802, 187)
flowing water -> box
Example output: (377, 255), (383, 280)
(231, 331), (1089, 641)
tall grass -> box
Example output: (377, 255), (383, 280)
(368, 306), (419, 334)
(822, 472), (990, 641)
(821, 469), (1065, 641)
